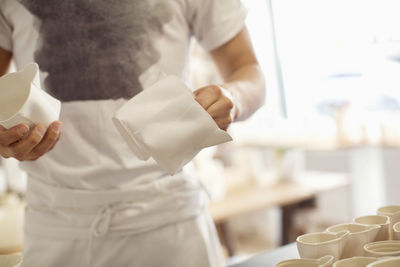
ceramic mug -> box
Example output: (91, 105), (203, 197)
(377, 206), (400, 240)
(393, 222), (400, 240)
(326, 223), (380, 258)
(274, 255), (334, 267)
(366, 257), (400, 267)
(0, 253), (22, 267)
(354, 215), (390, 241)
(0, 63), (61, 129)
(0, 203), (24, 255)
(333, 256), (378, 267)
(364, 240), (400, 257)
(296, 231), (348, 261)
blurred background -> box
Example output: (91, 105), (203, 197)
(3, 0), (400, 264)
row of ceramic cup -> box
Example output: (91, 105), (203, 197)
(275, 256), (400, 267)
(275, 205), (400, 267)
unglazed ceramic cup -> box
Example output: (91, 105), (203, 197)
(0, 63), (60, 129)
(0, 253), (22, 267)
(377, 206), (400, 240)
(327, 223), (380, 258)
(333, 256), (378, 267)
(354, 215), (390, 241)
(296, 231), (348, 261)
(274, 255), (334, 267)
(392, 222), (400, 241)
(0, 203), (24, 254)
(366, 257), (400, 267)
(364, 240), (400, 257)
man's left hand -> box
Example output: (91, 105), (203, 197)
(194, 85), (236, 131)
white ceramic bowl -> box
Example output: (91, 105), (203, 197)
(364, 240), (400, 257)
(333, 256), (378, 267)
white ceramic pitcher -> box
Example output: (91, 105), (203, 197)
(354, 215), (390, 241)
(377, 206), (400, 240)
(296, 231), (348, 261)
(0, 63), (60, 129)
(275, 255), (334, 267)
(327, 223), (380, 258)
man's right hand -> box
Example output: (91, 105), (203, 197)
(0, 121), (62, 161)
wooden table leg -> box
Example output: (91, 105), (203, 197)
(216, 221), (236, 257)
(281, 197), (317, 246)
(281, 204), (294, 246)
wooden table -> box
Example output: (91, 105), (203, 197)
(209, 172), (349, 256)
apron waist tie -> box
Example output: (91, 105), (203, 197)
(87, 203), (145, 267)
(25, 178), (207, 267)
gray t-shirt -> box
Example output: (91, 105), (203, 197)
(2, 0), (247, 101)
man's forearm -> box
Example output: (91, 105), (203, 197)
(222, 63), (265, 121)
(209, 28), (266, 122)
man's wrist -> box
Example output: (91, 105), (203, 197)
(218, 84), (240, 121)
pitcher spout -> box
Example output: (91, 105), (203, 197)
(318, 255), (334, 266)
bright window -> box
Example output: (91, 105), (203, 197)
(271, 0), (400, 118)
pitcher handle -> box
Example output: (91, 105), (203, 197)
(318, 255), (334, 266)
(334, 230), (349, 239)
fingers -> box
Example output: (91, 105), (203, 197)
(194, 85), (236, 131)
(29, 121), (62, 160)
(204, 90), (234, 131)
(206, 100), (234, 130)
(194, 86), (220, 110)
(214, 117), (232, 131)
(0, 121), (63, 161)
(0, 124), (30, 146)
(206, 97), (234, 119)
(10, 123), (47, 160)
(48, 126), (62, 152)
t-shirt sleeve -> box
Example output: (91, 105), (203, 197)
(0, 1), (13, 51)
(187, 0), (247, 51)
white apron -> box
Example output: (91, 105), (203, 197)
(19, 100), (225, 267)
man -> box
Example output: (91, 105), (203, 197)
(0, 0), (265, 266)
